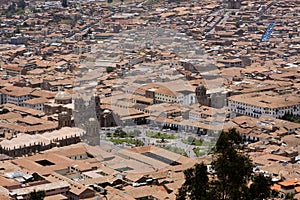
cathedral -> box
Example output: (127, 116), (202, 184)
(225, 0), (242, 9)
(73, 94), (102, 146)
(195, 84), (227, 109)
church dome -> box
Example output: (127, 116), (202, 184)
(55, 90), (72, 101)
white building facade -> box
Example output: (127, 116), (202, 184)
(228, 92), (300, 118)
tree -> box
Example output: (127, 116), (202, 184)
(187, 136), (195, 144)
(177, 129), (272, 200)
(101, 189), (108, 200)
(29, 190), (45, 200)
(106, 67), (114, 73)
(212, 151), (253, 200)
(214, 128), (243, 155)
(17, 0), (26, 10)
(61, 0), (68, 7)
(22, 21), (29, 27)
(280, 114), (300, 123)
(4, 3), (16, 17)
(0, 108), (9, 114)
(8, 3), (16, 12)
(134, 139), (144, 147)
(87, 28), (93, 35)
(248, 173), (272, 200)
(114, 129), (127, 138)
(212, 129), (253, 200)
(285, 193), (296, 200)
(177, 163), (209, 200)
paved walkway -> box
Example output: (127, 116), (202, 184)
(100, 125), (215, 158)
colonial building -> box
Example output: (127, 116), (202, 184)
(195, 84), (227, 108)
(58, 111), (72, 128)
(73, 94), (102, 128)
(54, 90), (72, 104)
(195, 84), (210, 106)
(145, 85), (196, 106)
(228, 91), (300, 118)
(44, 90), (72, 115)
(82, 117), (100, 146)
(23, 98), (48, 111)
(225, 0), (242, 9)
(0, 127), (84, 157)
(0, 86), (33, 106)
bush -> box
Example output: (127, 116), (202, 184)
(113, 129), (128, 138)
(193, 147), (205, 157)
(280, 114), (300, 123)
(106, 67), (114, 73)
(0, 108), (9, 114)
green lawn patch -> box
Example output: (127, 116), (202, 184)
(109, 138), (144, 146)
(193, 147), (205, 157)
(162, 146), (187, 157)
(146, 131), (177, 139)
(182, 136), (203, 146)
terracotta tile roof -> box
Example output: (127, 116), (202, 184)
(24, 97), (49, 105)
(228, 91), (300, 109)
(278, 177), (300, 187)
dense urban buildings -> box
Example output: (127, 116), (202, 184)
(0, 0), (299, 199)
